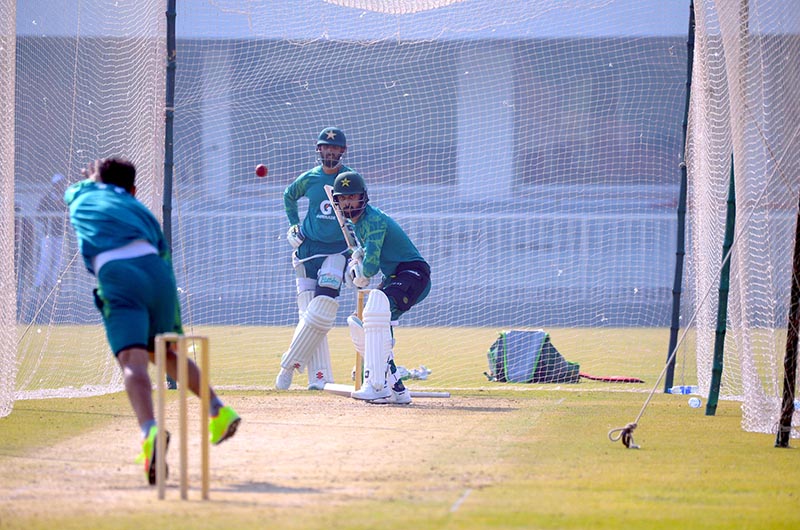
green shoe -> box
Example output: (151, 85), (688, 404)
(136, 425), (169, 486)
(209, 406), (241, 445)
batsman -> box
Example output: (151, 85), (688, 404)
(330, 171), (431, 404)
(276, 127), (356, 390)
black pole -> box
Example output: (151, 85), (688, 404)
(775, 189), (800, 447)
(164, 0), (176, 249)
(706, 156), (735, 415)
(164, 0), (177, 390)
(665, 0), (695, 392)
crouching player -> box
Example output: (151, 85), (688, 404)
(330, 171), (431, 404)
(65, 158), (241, 485)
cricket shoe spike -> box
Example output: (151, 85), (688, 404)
(351, 383), (391, 401)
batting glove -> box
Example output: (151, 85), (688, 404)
(346, 260), (370, 289)
(286, 224), (305, 249)
(350, 247), (365, 263)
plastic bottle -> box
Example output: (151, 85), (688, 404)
(668, 385), (699, 395)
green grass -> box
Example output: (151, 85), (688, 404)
(0, 394), (129, 456)
(2, 389), (800, 529)
(15, 325), (689, 392)
(3, 325), (796, 529)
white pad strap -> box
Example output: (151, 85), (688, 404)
(281, 295), (338, 372)
(363, 290), (392, 391)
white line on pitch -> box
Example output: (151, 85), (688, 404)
(450, 488), (472, 513)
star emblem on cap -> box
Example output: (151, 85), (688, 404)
(325, 130), (337, 140)
(340, 177), (351, 187)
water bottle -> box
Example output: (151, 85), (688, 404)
(669, 385), (699, 395)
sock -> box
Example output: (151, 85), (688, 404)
(388, 359), (405, 392)
(141, 419), (156, 438)
(210, 396), (224, 417)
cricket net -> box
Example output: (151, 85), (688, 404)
(6, 1), (166, 406)
(0, 0), (16, 417)
(2, 0), (795, 437)
(164, 0), (687, 392)
(682, 1), (800, 435)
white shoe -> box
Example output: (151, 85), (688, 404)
(275, 367), (294, 390)
(368, 387), (412, 405)
(351, 383), (391, 401)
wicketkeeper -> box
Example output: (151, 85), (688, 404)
(277, 127), (356, 390)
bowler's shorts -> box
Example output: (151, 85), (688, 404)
(94, 254), (183, 355)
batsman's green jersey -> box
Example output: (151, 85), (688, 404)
(352, 204), (425, 279)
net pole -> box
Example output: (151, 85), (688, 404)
(775, 188), (800, 447)
(706, 157), (735, 416)
(664, 0), (695, 392)
(163, 0), (178, 390)
(163, 0), (176, 248)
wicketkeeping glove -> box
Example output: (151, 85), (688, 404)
(286, 224), (305, 249)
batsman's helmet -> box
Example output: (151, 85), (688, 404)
(332, 171), (369, 219)
(316, 127), (347, 148)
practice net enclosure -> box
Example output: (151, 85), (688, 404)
(9, 0), (794, 438)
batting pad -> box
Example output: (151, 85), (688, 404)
(308, 335), (334, 386)
(283, 290), (316, 359)
(347, 315), (365, 354)
(281, 295), (339, 371)
(297, 289), (314, 315)
(363, 290), (392, 391)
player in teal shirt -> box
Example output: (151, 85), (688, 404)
(331, 171), (431, 404)
(277, 127), (355, 391)
(65, 157), (240, 485)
